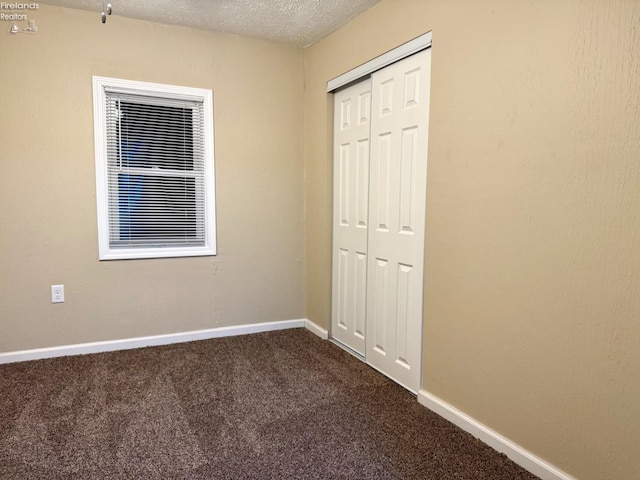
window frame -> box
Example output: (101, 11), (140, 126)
(92, 76), (216, 260)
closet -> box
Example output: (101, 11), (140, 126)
(331, 47), (431, 393)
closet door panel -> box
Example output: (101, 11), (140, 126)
(366, 49), (431, 393)
(331, 78), (372, 356)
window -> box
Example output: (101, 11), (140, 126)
(93, 77), (216, 260)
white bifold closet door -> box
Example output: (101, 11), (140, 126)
(331, 48), (431, 393)
(331, 78), (372, 356)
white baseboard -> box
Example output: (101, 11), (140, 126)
(304, 319), (329, 339)
(0, 319), (306, 365)
(418, 390), (576, 480)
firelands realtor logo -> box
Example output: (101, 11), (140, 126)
(2, 2), (39, 34)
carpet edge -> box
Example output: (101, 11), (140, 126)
(417, 389), (577, 480)
(304, 319), (329, 340)
(0, 319), (307, 364)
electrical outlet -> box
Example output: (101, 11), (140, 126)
(51, 285), (64, 303)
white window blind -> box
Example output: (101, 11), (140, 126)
(93, 77), (216, 260)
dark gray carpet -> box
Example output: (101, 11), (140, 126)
(0, 329), (540, 479)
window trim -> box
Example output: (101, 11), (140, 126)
(92, 76), (216, 260)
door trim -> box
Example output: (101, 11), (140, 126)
(326, 31), (432, 92)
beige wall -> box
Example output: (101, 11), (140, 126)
(304, 1), (640, 479)
(0, 4), (305, 351)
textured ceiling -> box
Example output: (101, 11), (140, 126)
(40, 0), (381, 47)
